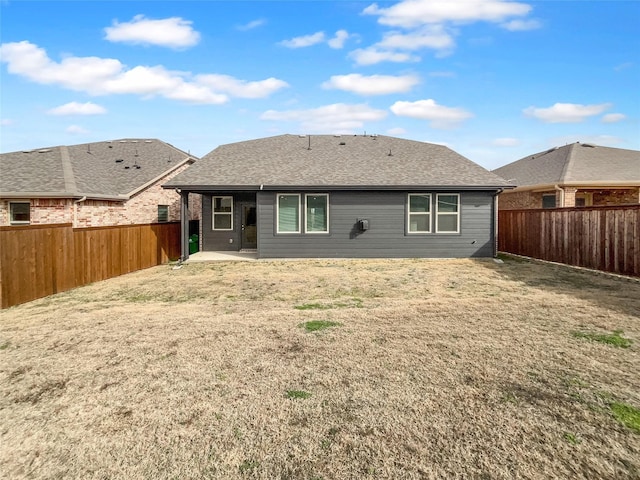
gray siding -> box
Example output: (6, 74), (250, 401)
(257, 191), (496, 258)
(201, 193), (255, 251)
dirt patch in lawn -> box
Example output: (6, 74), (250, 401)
(1, 258), (639, 479)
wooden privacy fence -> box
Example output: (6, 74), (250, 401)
(498, 205), (640, 277)
(0, 222), (181, 309)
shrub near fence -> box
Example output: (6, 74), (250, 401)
(0, 222), (181, 309)
(498, 205), (640, 277)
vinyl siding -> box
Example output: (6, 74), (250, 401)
(257, 191), (495, 258)
(201, 192), (256, 251)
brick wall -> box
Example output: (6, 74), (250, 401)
(1, 162), (201, 227)
(498, 190), (556, 210)
(592, 188), (639, 206)
(499, 187), (639, 210)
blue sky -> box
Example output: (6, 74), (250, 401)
(1, 0), (638, 169)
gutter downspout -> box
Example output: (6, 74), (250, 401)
(180, 191), (189, 262)
(554, 185), (564, 208)
(73, 196), (87, 228)
(493, 189), (504, 257)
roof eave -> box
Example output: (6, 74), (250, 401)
(163, 184), (514, 192)
(0, 192), (127, 201)
(125, 157), (195, 198)
(505, 181), (640, 193)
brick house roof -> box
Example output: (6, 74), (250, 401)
(493, 142), (640, 187)
(1, 139), (196, 200)
(165, 134), (511, 191)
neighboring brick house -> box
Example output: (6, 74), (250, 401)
(493, 142), (640, 210)
(0, 139), (200, 227)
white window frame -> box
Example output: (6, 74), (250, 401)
(212, 196), (233, 231)
(435, 193), (460, 234)
(304, 194), (329, 234)
(407, 194), (432, 234)
(9, 201), (30, 225)
(276, 193), (301, 234)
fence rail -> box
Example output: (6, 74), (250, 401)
(498, 205), (640, 277)
(0, 222), (181, 309)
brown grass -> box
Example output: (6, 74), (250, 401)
(1, 257), (639, 479)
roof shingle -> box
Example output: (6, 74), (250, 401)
(165, 134), (510, 190)
(493, 142), (640, 186)
(1, 139), (196, 199)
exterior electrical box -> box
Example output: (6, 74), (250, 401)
(358, 219), (370, 231)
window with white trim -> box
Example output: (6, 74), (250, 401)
(212, 196), (233, 230)
(305, 194), (329, 233)
(10, 202), (30, 225)
(277, 194), (300, 233)
(407, 194), (431, 233)
(435, 194), (460, 233)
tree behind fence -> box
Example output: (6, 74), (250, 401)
(498, 205), (640, 277)
(0, 223), (181, 309)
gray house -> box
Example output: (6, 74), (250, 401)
(164, 134), (512, 260)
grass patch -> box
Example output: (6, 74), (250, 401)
(572, 330), (632, 348)
(0, 340), (10, 350)
(295, 298), (363, 310)
(286, 390), (311, 400)
(563, 432), (581, 445)
(295, 303), (332, 310)
(610, 402), (640, 433)
(299, 320), (341, 332)
(238, 459), (259, 474)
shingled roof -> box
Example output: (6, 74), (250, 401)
(493, 142), (640, 187)
(165, 134), (510, 191)
(1, 139), (196, 200)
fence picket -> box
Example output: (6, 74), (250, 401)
(499, 205), (640, 277)
(0, 222), (180, 308)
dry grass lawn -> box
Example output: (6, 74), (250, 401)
(1, 256), (639, 479)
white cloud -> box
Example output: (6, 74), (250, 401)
(357, 1), (536, 62)
(492, 137), (520, 147)
(387, 127), (407, 135)
(196, 74), (289, 98)
(501, 18), (541, 31)
(1, 118), (13, 126)
(363, 0), (532, 28)
(66, 125), (89, 135)
(322, 74), (419, 96)
(47, 101), (107, 116)
(602, 113), (626, 123)
(104, 15), (200, 49)
(237, 19), (267, 31)
(524, 102), (612, 123)
(328, 30), (351, 49)
(376, 26), (455, 51)
(0, 41), (287, 105)
(261, 103), (387, 132)
(0, 41), (123, 92)
(279, 31), (326, 48)
(390, 99), (473, 128)
(350, 47), (420, 66)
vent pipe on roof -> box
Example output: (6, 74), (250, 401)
(308, 136), (311, 150)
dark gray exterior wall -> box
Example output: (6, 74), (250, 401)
(256, 190), (496, 258)
(201, 192), (256, 251)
